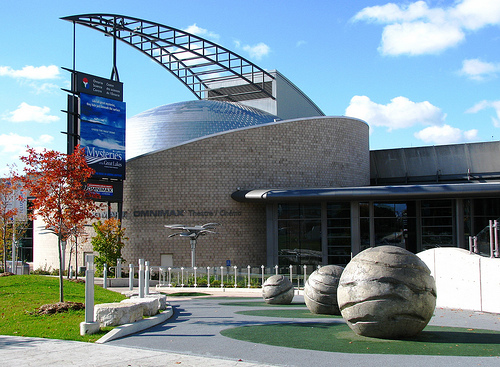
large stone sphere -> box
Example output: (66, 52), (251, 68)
(337, 245), (437, 339)
(262, 275), (294, 304)
(304, 265), (344, 315)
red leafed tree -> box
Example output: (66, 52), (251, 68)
(16, 145), (100, 302)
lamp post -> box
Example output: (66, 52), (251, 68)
(164, 223), (220, 268)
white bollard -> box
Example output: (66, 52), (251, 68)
(220, 266), (224, 288)
(129, 264), (134, 291)
(103, 263), (108, 289)
(207, 266), (211, 288)
(145, 261), (150, 295)
(261, 265), (265, 287)
(181, 267), (185, 287)
(234, 266), (238, 288)
(116, 258), (122, 278)
(275, 265), (278, 275)
(247, 265), (251, 288)
(138, 259), (145, 298)
(168, 267), (172, 287)
(80, 254), (99, 335)
(194, 267), (198, 288)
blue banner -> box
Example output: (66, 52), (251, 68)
(80, 93), (126, 180)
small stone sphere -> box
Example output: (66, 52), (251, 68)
(262, 275), (294, 304)
(337, 245), (437, 339)
(304, 265), (344, 315)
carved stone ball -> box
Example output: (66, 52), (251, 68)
(337, 245), (437, 339)
(262, 275), (294, 304)
(304, 265), (344, 315)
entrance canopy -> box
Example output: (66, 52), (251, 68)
(232, 182), (500, 202)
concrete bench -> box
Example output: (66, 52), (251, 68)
(94, 302), (143, 327)
(121, 297), (159, 316)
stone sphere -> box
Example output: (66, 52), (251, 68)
(262, 275), (294, 304)
(337, 245), (437, 339)
(304, 265), (344, 315)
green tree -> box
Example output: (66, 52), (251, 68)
(91, 217), (127, 275)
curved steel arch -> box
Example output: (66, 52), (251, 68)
(62, 14), (275, 102)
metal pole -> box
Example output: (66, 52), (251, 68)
(233, 266), (237, 288)
(207, 266), (211, 288)
(84, 255), (95, 323)
(129, 264), (134, 291)
(138, 259), (145, 298)
(489, 220), (494, 258)
(261, 265), (265, 287)
(145, 261), (150, 295)
(220, 266), (224, 288)
(247, 265), (251, 288)
(190, 239), (196, 268)
(194, 267), (198, 288)
(103, 263), (107, 289)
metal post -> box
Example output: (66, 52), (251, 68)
(275, 265), (278, 275)
(247, 265), (251, 288)
(220, 266), (224, 288)
(103, 263), (107, 289)
(490, 220), (495, 258)
(303, 265), (308, 289)
(138, 259), (145, 298)
(190, 239), (196, 268)
(181, 267), (184, 287)
(194, 267), (198, 288)
(289, 265), (293, 286)
(494, 220), (499, 258)
(145, 261), (150, 295)
(168, 267), (172, 287)
(116, 258), (122, 278)
(128, 264), (134, 291)
(84, 255), (95, 323)
(207, 266), (211, 288)
(233, 266), (237, 288)
(80, 254), (99, 335)
(261, 265), (265, 287)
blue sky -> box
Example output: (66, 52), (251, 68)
(1, 0), (500, 176)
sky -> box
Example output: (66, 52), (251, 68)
(1, 0), (500, 177)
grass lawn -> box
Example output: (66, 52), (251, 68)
(0, 274), (126, 342)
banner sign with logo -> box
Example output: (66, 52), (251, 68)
(74, 72), (123, 101)
(80, 92), (126, 180)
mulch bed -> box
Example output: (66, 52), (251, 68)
(36, 302), (85, 315)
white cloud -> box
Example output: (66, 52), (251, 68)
(242, 42), (271, 60)
(414, 124), (478, 144)
(0, 65), (60, 79)
(183, 24), (220, 40)
(0, 133), (54, 155)
(353, 0), (500, 56)
(345, 95), (445, 130)
(296, 40), (307, 47)
(4, 102), (60, 123)
(460, 59), (500, 81)
(466, 100), (500, 127)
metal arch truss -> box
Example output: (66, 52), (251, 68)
(62, 14), (275, 102)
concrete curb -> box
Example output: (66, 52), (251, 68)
(96, 305), (174, 344)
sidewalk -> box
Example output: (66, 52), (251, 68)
(1, 289), (499, 367)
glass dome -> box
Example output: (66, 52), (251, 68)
(126, 100), (280, 159)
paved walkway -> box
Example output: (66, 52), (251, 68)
(1, 289), (499, 367)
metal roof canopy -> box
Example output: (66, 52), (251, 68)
(61, 14), (275, 102)
(231, 182), (500, 202)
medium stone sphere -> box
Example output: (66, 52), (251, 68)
(262, 275), (294, 304)
(304, 265), (344, 315)
(337, 245), (437, 339)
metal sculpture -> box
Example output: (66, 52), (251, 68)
(164, 223), (220, 267)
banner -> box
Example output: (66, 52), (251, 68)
(80, 93), (126, 180)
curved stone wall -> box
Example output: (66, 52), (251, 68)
(122, 116), (369, 267)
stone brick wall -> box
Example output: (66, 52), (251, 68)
(121, 116), (369, 268)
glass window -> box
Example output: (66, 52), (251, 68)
(327, 202), (351, 266)
(421, 199), (453, 249)
(278, 204), (322, 267)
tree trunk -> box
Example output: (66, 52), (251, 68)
(57, 233), (64, 302)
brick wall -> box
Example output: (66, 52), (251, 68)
(120, 117), (369, 268)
